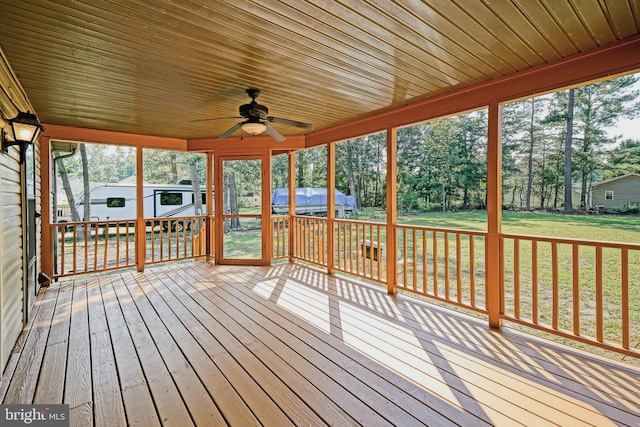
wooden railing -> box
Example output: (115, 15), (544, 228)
(291, 215), (328, 266)
(272, 215), (289, 260)
(52, 220), (136, 278)
(146, 216), (207, 264)
(500, 234), (640, 358)
(396, 225), (488, 313)
(52, 215), (208, 277)
(334, 219), (386, 283)
(50, 213), (639, 359)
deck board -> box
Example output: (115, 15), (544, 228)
(2, 261), (639, 426)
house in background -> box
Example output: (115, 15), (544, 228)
(591, 173), (640, 209)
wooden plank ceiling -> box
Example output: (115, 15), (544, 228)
(0, 0), (638, 141)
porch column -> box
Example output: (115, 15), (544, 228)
(386, 127), (398, 294)
(135, 146), (145, 272)
(288, 151), (295, 263)
(206, 151), (214, 261)
(487, 100), (503, 329)
(327, 142), (335, 274)
(40, 136), (53, 278)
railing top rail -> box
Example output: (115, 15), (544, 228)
(499, 232), (640, 250)
(395, 223), (488, 236)
(51, 219), (137, 226)
(292, 215), (328, 220)
(333, 218), (386, 226)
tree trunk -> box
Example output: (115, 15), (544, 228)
(563, 88), (574, 213)
(54, 151), (81, 223)
(80, 143), (91, 222)
(346, 144), (360, 209)
(170, 152), (179, 184)
(526, 99), (535, 211)
(191, 164), (202, 233)
(78, 143), (91, 239)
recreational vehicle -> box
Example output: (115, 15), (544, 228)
(75, 183), (207, 226)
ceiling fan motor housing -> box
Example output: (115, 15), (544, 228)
(240, 102), (268, 119)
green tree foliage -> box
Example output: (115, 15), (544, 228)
(397, 111), (487, 212)
(296, 145), (327, 188)
(335, 133), (386, 209)
(271, 154), (289, 191)
(502, 74), (639, 210)
(604, 139), (640, 178)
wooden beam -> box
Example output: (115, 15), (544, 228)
(306, 35), (640, 147)
(486, 101), (503, 329)
(386, 128), (397, 295)
(42, 124), (186, 150)
(187, 135), (305, 152)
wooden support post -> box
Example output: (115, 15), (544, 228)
(40, 136), (53, 278)
(386, 128), (398, 295)
(327, 143), (336, 274)
(263, 153), (272, 266)
(487, 100), (503, 329)
(214, 154), (222, 264)
(288, 151), (296, 263)
(135, 146), (145, 272)
(206, 151), (213, 262)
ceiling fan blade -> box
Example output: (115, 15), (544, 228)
(217, 122), (243, 140)
(265, 123), (286, 142)
(189, 116), (242, 123)
(267, 116), (313, 130)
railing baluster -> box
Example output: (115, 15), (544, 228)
(552, 242), (559, 331)
(433, 231), (438, 297)
(456, 233), (462, 304)
(60, 226), (65, 275)
(377, 225), (381, 280)
(469, 235), (475, 308)
(412, 229), (417, 291)
(72, 225), (77, 273)
(84, 223), (89, 272)
(116, 222), (121, 267)
(93, 223), (99, 270)
(444, 232), (450, 300)
(422, 229), (427, 294)
(622, 248), (629, 350)
(514, 238), (520, 319)
(532, 240), (538, 324)
(572, 244), (580, 336)
(595, 246), (603, 342)
(402, 228), (408, 286)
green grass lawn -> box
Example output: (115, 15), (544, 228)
(398, 210), (640, 244)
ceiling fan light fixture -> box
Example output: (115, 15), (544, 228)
(241, 121), (267, 135)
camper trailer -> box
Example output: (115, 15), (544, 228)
(75, 183), (207, 224)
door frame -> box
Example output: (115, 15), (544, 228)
(214, 153), (271, 265)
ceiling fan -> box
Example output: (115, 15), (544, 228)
(192, 88), (313, 142)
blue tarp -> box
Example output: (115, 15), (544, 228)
(271, 188), (356, 207)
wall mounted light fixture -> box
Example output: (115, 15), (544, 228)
(2, 110), (43, 163)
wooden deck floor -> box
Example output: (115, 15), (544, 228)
(1, 262), (639, 426)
